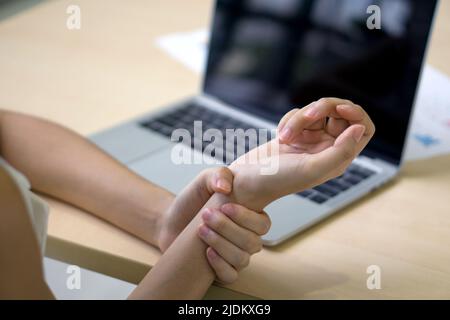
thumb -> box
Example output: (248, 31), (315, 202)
(334, 124), (365, 148)
(174, 167), (234, 219)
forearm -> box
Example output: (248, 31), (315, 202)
(129, 192), (233, 299)
(0, 110), (174, 246)
(129, 99), (374, 299)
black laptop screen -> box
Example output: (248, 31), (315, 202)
(204, 0), (437, 164)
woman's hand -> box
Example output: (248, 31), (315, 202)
(158, 167), (270, 285)
(129, 97), (374, 299)
(198, 204), (271, 284)
(229, 98), (376, 211)
(158, 167), (234, 252)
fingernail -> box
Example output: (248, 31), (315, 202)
(279, 127), (292, 141)
(352, 126), (365, 143)
(221, 203), (235, 216)
(207, 247), (218, 259)
(199, 225), (210, 238)
(202, 208), (213, 221)
(216, 178), (231, 192)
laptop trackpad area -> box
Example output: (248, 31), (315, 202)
(128, 145), (214, 194)
(90, 123), (171, 164)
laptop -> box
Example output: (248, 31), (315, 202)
(91, 0), (438, 245)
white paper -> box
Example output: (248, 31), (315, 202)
(156, 29), (209, 74)
(404, 66), (450, 160)
(156, 29), (450, 161)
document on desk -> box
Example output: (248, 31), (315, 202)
(156, 29), (450, 161)
(404, 66), (450, 161)
(156, 29), (209, 74)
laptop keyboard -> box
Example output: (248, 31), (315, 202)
(297, 163), (376, 203)
(141, 102), (271, 163)
(141, 101), (376, 204)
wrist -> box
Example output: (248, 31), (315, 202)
(154, 194), (176, 250)
(228, 163), (270, 212)
(136, 188), (174, 249)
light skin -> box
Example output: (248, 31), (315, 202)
(129, 98), (375, 299)
(0, 110), (269, 298)
(0, 97), (375, 299)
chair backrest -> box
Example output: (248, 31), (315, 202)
(0, 164), (53, 299)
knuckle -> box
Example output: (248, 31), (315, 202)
(318, 97), (330, 105)
(290, 109), (302, 121)
(317, 97), (327, 104)
(292, 108), (302, 117)
(286, 108), (300, 116)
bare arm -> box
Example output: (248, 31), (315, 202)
(0, 110), (265, 299)
(0, 110), (174, 246)
(129, 193), (230, 299)
(0, 97), (373, 299)
(129, 98), (375, 299)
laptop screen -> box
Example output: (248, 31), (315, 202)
(204, 0), (438, 164)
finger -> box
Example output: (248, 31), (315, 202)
(305, 124), (365, 178)
(295, 129), (324, 144)
(279, 108), (316, 143)
(278, 102), (317, 140)
(206, 167), (233, 194)
(181, 167), (232, 202)
(206, 247), (238, 284)
(316, 102), (375, 155)
(221, 204), (271, 236)
(336, 104), (376, 138)
(198, 224), (250, 270)
(280, 98), (355, 143)
(172, 167), (233, 223)
(325, 117), (349, 138)
(313, 97), (355, 118)
(202, 208), (263, 254)
(277, 108), (299, 132)
(307, 117), (327, 131)
(292, 117), (328, 145)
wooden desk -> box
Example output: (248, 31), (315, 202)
(1, 0), (449, 299)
